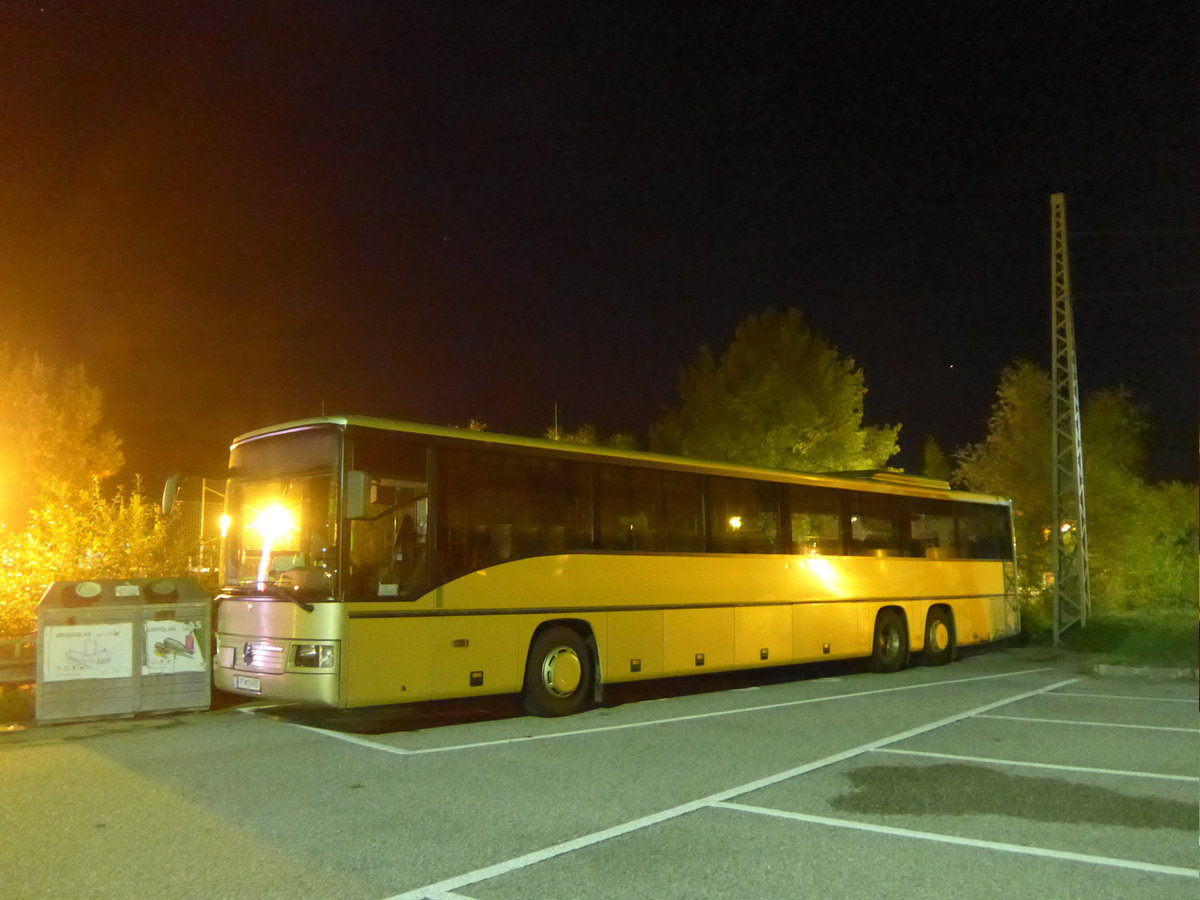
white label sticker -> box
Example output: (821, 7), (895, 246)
(142, 620), (207, 676)
(42, 624), (134, 682)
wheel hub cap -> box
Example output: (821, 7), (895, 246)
(930, 621), (949, 652)
(542, 647), (582, 697)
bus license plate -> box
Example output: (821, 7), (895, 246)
(234, 675), (262, 693)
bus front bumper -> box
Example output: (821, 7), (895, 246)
(214, 635), (341, 707)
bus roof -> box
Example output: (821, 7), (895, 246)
(231, 415), (1011, 506)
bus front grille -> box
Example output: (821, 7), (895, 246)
(240, 641), (286, 673)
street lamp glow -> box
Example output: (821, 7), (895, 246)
(254, 503), (297, 543)
(252, 503), (297, 585)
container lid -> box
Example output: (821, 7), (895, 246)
(38, 578), (210, 609)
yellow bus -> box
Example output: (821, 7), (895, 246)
(212, 416), (1019, 716)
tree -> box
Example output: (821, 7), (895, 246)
(604, 432), (639, 451)
(651, 308), (900, 472)
(544, 421), (639, 450)
(545, 422), (598, 444)
(920, 436), (952, 481)
(0, 347), (190, 638)
(0, 345), (123, 529)
(955, 359), (1198, 616)
(954, 361), (1052, 606)
(1124, 481), (1199, 610)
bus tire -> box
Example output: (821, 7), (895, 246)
(869, 608), (909, 673)
(921, 607), (955, 666)
(523, 625), (593, 717)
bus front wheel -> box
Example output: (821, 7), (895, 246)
(869, 609), (909, 673)
(523, 625), (593, 717)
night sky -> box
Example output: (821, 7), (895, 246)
(2, 1), (1196, 486)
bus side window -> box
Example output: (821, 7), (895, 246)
(438, 448), (593, 579)
(347, 481), (429, 598)
(903, 499), (957, 559)
(847, 492), (899, 556)
(488, 523), (513, 561)
(518, 455), (593, 556)
(706, 477), (780, 554)
(958, 503), (1011, 559)
(663, 471), (703, 552)
(787, 485), (843, 555)
(598, 465), (662, 551)
(344, 431), (431, 599)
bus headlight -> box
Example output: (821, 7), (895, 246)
(293, 643), (336, 668)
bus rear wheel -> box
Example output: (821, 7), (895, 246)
(921, 607), (955, 666)
(523, 625), (593, 717)
(869, 609), (909, 673)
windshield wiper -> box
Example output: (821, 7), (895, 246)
(223, 583), (316, 612)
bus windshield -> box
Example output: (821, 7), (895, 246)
(222, 427), (341, 598)
(223, 473), (339, 595)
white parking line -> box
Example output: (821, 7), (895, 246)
(713, 802), (1199, 879)
(977, 714), (1199, 733)
(1046, 691), (1198, 704)
(288, 722), (415, 755)
(274, 667), (1056, 757)
(383, 676), (1080, 900)
(875, 747), (1199, 782)
(236, 707), (426, 755)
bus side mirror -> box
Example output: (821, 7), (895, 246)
(344, 470), (371, 519)
(162, 473), (182, 517)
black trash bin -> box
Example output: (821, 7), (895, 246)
(36, 578), (211, 724)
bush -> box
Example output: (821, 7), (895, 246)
(1058, 610), (1198, 667)
(1019, 592), (1054, 643)
(0, 480), (192, 639)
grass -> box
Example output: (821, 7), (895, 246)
(1054, 609), (1199, 668)
(0, 685), (35, 728)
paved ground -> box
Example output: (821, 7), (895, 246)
(1, 646), (1196, 899)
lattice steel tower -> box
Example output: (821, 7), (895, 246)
(1049, 193), (1091, 644)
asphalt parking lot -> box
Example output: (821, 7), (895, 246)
(1, 646), (1196, 899)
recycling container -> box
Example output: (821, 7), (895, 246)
(36, 577), (211, 724)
